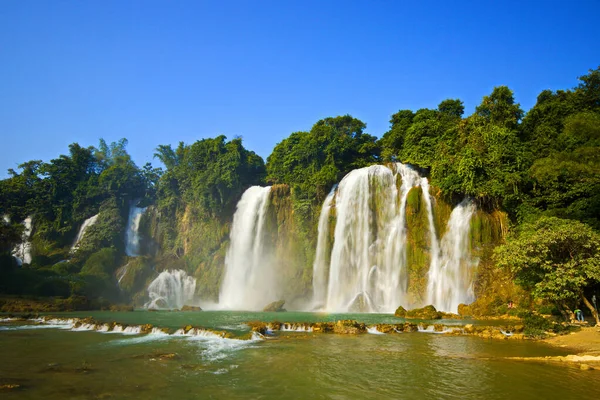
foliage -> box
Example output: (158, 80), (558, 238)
(1, 67), (599, 310)
(267, 115), (378, 212)
(494, 217), (600, 305)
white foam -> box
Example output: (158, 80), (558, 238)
(417, 325), (455, 334)
(0, 324), (72, 331)
(72, 323), (97, 331)
(280, 323), (313, 332)
(367, 326), (385, 335)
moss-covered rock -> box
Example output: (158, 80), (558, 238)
(263, 300), (286, 312)
(394, 305), (407, 317)
(404, 305), (442, 320)
(180, 305), (202, 311)
(333, 320), (366, 334)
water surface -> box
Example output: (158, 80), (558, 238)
(1, 311), (597, 399)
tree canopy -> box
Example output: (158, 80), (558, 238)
(495, 217), (600, 324)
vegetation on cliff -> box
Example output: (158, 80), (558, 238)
(0, 67), (598, 313)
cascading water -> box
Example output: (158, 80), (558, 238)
(71, 214), (99, 252)
(311, 185), (336, 310)
(426, 199), (477, 313)
(145, 270), (197, 309)
(322, 163), (422, 313)
(125, 204), (147, 256)
(219, 186), (275, 311)
(12, 216), (33, 265)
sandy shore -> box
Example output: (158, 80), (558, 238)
(543, 326), (600, 356)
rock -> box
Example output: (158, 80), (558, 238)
(0, 384), (21, 390)
(580, 364), (592, 370)
(247, 321), (270, 334)
(109, 304), (134, 312)
(263, 300), (286, 312)
(180, 305), (202, 311)
(463, 324), (475, 334)
(394, 306), (407, 317)
(333, 320), (366, 334)
(348, 294), (370, 313)
(375, 324), (396, 333)
(312, 322), (333, 333)
(405, 305), (442, 320)
(403, 323), (419, 332)
(440, 312), (461, 319)
(457, 303), (472, 317)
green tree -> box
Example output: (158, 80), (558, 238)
(475, 86), (523, 130)
(495, 217), (600, 325)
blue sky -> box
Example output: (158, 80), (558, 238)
(1, 0), (599, 176)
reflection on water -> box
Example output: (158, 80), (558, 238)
(1, 313), (599, 399)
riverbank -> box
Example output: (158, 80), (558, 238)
(0, 296), (133, 313)
(544, 326), (600, 355)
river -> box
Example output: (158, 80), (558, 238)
(1, 311), (598, 399)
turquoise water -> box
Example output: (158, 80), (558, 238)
(1, 311), (598, 399)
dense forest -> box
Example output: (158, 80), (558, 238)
(1, 68), (599, 317)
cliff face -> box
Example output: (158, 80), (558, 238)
(125, 178), (511, 311)
(265, 184), (314, 304)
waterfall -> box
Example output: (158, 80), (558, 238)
(71, 214), (99, 252)
(12, 216), (33, 265)
(311, 185), (336, 309)
(426, 199), (477, 313)
(145, 270), (197, 309)
(323, 163), (422, 313)
(125, 204), (147, 256)
(219, 186), (274, 311)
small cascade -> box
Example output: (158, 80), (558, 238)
(322, 163), (422, 313)
(12, 216), (33, 265)
(311, 185), (336, 309)
(145, 270), (197, 310)
(219, 186), (275, 311)
(71, 214), (99, 252)
(125, 203), (147, 256)
(426, 199), (477, 313)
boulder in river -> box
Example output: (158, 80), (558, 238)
(180, 305), (202, 311)
(263, 300), (286, 312)
(402, 305), (443, 320)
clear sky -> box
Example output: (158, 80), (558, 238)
(1, 0), (599, 177)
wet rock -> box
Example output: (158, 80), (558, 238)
(312, 322), (333, 333)
(440, 312), (461, 319)
(463, 324), (475, 334)
(403, 323), (419, 332)
(375, 324), (396, 333)
(263, 300), (286, 312)
(348, 294), (370, 313)
(457, 303), (472, 317)
(333, 320), (366, 334)
(0, 384), (21, 390)
(180, 305), (202, 311)
(394, 306), (407, 317)
(247, 321), (269, 335)
(109, 304), (134, 312)
(268, 321), (282, 331)
(404, 305), (442, 320)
